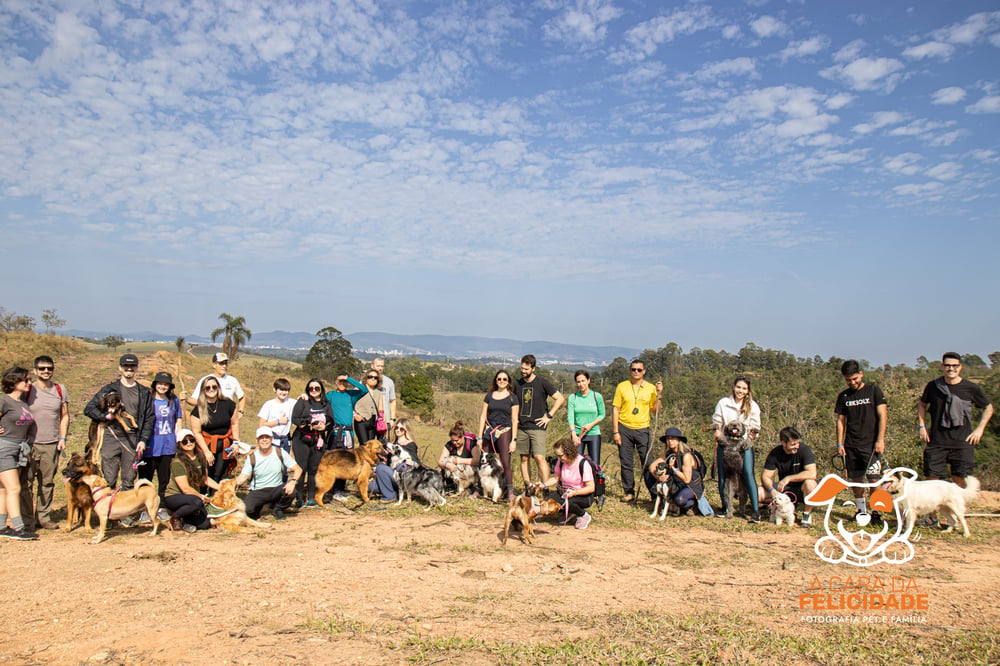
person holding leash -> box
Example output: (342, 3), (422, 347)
(534, 437), (595, 530)
(647, 427), (709, 516)
(712, 375), (762, 523)
(761, 427), (817, 527)
(835, 360), (888, 525)
(567, 369), (605, 462)
(477, 370), (520, 501)
(513, 355), (564, 492)
(611, 359), (662, 504)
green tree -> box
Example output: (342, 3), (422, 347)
(102, 335), (125, 351)
(41, 308), (66, 333)
(303, 327), (359, 379)
(210, 313), (251, 360)
(989, 352), (1000, 369)
(175, 336), (186, 354)
(399, 373), (435, 411)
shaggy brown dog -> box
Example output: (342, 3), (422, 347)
(207, 478), (272, 533)
(502, 490), (562, 545)
(61, 451), (97, 533)
(88, 391), (138, 466)
(78, 475), (161, 544)
(313, 439), (383, 506)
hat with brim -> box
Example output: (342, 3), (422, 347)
(152, 371), (175, 389)
(658, 427), (688, 443)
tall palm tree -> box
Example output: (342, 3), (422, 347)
(210, 313), (252, 360)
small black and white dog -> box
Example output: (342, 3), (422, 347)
(389, 444), (447, 510)
(649, 461), (675, 521)
(719, 421), (752, 518)
(478, 452), (504, 503)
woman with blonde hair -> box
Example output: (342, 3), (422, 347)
(189, 377), (239, 483)
(370, 418), (420, 503)
(712, 376), (762, 522)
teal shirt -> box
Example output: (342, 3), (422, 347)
(567, 390), (605, 436)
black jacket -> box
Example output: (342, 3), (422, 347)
(84, 380), (156, 446)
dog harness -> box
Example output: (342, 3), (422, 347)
(91, 485), (119, 515)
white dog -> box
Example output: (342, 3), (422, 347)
(770, 491), (796, 527)
(885, 474), (980, 538)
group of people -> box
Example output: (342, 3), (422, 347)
(0, 349), (992, 540)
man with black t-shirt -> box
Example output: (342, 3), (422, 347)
(918, 353), (992, 488)
(835, 360), (888, 525)
(761, 426), (817, 527)
(513, 354), (564, 490)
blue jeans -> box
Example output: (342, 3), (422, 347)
(715, 444), (759, 512)
(578, 435), (601, 463)
(368, 464), (398, 500)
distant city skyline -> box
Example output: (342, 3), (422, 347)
(2, 2), (998, 366)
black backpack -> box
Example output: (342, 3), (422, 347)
(577, 454), (606, 505)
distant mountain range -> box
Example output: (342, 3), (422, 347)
(61, 329), (640, 366)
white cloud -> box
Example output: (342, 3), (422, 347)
(694, 57), (756, 81)
(821, 56), (904, 92)
(851, 111), (905, 135)
(966, 95), (1000, 114)
(833, 39), (865, 62)
(750, 15), (787, 39)
(722, 25), (741, 40)
(612, 5), (715, 62)
(543, 0), (623, 46)
(925, 161), (962, 181)
(779, 35), (830, 61)
(893, 181), (945, 198)
(902, 41), (955, 60)
(991, 33), (1000, 48)
(824, 93), (854, 110)
(883, 153), (923, 176)
(933, 11), (1000, 45)
(931, 87), (966, 105)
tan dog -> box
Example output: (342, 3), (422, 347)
(502, 491), (562, 545)
(79, 475), (161, 544)
(313, 439), (383, 506)
(62, 451), (97, 533)
(207, 478), (272, 533)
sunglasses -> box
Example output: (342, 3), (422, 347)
(36, 366), (54, 372)
(181, 437), (197, 444)
(496, 378), (509, 383)
(308, 385), (322, 392)
(630, 368), (644, 373)
(366, 375), (378, 380)
(204, 385), (219, 391)
(943, 363), (961, 369)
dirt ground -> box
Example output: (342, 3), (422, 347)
(2, 491), (999, 666)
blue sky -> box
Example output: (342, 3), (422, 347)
(1, 1), (998, 366)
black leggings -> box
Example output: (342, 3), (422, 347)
(162, 493), (211, 529)
(292, 437), (323, 504)
(563, 494), (593, 518)
(138, 454), (174, 498)
(484, 428), (514, 492)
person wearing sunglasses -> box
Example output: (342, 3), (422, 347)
(186, 352), (246, 420)
(190, 377), (239, 482)
(353, 371), (386, 445)
(291, 378), (334, 508)
(22, 355), (69, 530)
(477, 370), (519, 501)
(917, 352), (993, 527)
(163, 428), (221, 533)
(610, 359), (662, 504)
(83, 354), (155, 499)
(711, 375), (762, 523)
(0, 367), (38, 539)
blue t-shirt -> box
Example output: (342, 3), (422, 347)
(150, 396), (182, 457)
(327, 377), (367, 427)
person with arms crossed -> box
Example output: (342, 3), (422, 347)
(612, 359), (662, 503)
(917, 352), (993, 527)
(513, 355), (565, 491)
(371, 358), (396, 426)
(835, 360), (888, 525)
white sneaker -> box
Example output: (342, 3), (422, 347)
(157, 509), (171, 522)
(575, 512), (592, 530)
(118, 515), (137, 528)
(182, 523), (197, 533)
(331, 491), (351, 502)
(136, 510), (152, 526)
(800, 513), (813, 527)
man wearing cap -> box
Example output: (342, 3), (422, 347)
(22, 355), (70, 530)
(235, 427), (302, 521)
(84, 354), (155, 495)
(187, 353), (246, 419)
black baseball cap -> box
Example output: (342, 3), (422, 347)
(119, 353), (139, 366)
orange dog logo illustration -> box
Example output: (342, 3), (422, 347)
(805, 468), (917, 567)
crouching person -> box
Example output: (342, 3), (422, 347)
(236, 427), (301, 521)
(536, 437), (595, 529)
(163, 428), (220, 532)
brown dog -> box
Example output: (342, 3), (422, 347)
(313, 439), (383, 506)
(88, 391), (139, 466)
(502, 490), (562, 545)
(62, 451), (97, 533)
(207, 478), (272, 533)
(79, 475), (161, 544)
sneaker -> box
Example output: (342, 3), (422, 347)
(272, 508), (286, 521)
(748, 510), (761, 524)
(331, 491), (351, 502)
(170, 517), (184, 532)
(8, 527), (39, 540)
(182, 523), (197, 533)
(118, 515), (137, 528)
(36, 520), (59, 530)
(303, 500), (319, 509)
(799, 514), (813, 528)
(157, 509), (172, 522)
(870, 510), (883, 527)
(0, 526), (16, 539)
(136, 510), (152, 526)
(620, 494), (635, 503)
(575, 512), (592, 530)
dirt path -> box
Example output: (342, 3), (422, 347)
(2, 493), (998, 665)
